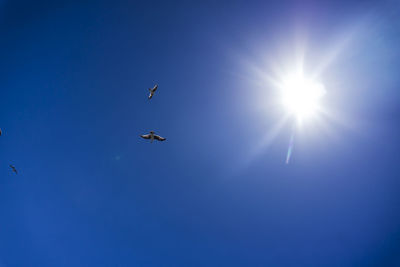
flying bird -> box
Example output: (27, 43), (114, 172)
(9, 165), (17, 174)
(148, 84), (158, 99)
(0, 128), (2, 136)
(141, 131), (166, 143)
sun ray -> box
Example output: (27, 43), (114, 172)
(244, 115), (290, 166)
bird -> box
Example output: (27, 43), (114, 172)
(148, 84), (158, 99)
(9, 165), (17, 174)
(0, 128), (2, 136)
(140, 131), (166, 143)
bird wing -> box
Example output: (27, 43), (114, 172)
(141, 134), (151, 139)
(152, 85), (158, 92)
(10, 166), (17, 174)
(154, 135), (166, 141)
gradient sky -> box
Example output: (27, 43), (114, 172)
(1, 0), (400, 266)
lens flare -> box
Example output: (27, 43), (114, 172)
(286, 131), (295, 164)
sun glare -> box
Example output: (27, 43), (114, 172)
(281, 73), (326, 122)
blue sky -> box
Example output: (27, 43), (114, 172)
(0, 0), (400, 266)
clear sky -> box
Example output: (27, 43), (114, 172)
(1, 0), (400, 266)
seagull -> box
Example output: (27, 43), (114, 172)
(140, 131), (166, 143)
(148, 84), (158, 99)
(9, 165), (17, 174)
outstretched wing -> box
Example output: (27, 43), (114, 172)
(10, 165), (17, 174)
(141, 134), (151, 139)
(154, 135), (166, 141)
(148, 85), (158, 99)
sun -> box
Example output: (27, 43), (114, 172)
(281, 73), (326, 122)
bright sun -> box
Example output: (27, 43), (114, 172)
(281, 73), (326, 122)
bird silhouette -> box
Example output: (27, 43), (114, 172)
(9, 165), (17, 174)
(148, 84), (158, 99)
(140, 131), (166, 143)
